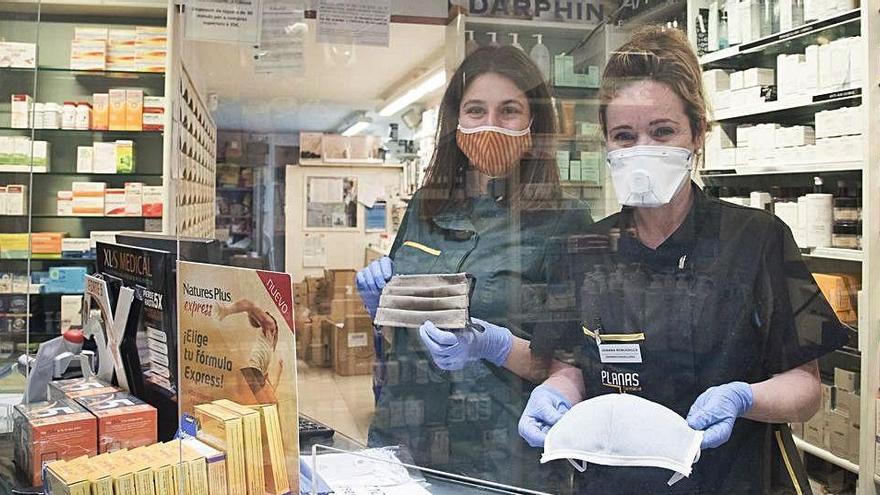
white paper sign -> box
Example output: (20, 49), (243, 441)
(185, 0), (263, 44)
(316, 0), (391, 47)
(310, 177), (344, 203)
(255, 0), (306, 73)
(303, 234), (328, 267)
(598, 343), (643, 364)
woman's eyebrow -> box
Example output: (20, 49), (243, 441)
(609, 125), (634, 132)
(462, 99), (485, 107)
(649, 118), (678, 126)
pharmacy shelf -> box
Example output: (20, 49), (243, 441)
(701, 161), (863, 176)
(804, 247), (864, 262)
(298, 160), (404, 169)
(217, 187), (252, 193)
(713, 87), (862, 122)
(0, 127), (163, 137)
(0, 0), (167, 17)
(0, 171), (162, 177)
(0, 214), (157, 219)
(793, 437), (860, 473)
(2, 66), (165, 79)
(0, 257), (96, 263)
(699, 9), (861, 68)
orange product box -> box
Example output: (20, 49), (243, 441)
(49, 377), (120, 401)
(108, 89), (126, 131)
(92, 93), (109, 131)
(76, 392), (157, 453)
(31, 232), (65, 255)
(125, 90), (143, 131)
(13, 398), (98, 486)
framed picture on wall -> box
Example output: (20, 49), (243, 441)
(364, 201), (387, 232)
(305, 176), (358, 229)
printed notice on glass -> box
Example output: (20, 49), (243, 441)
(316, 0), (391, 47)
(185, 0), (262, 44)
(303, 234), (328, 267)
(255, 0), (306, 73)
(306, 176), (358, 229)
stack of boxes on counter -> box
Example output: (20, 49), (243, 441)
(704, 106), (864, 171)
(13, 377), (157, 487)
(294, 269), (375, 377)
(792, 368), (860, 464)
(69, 26), (166, 73)
(703, 35), (862, 112)
(39, 393), (289, 495)
(9, 92), (165, 133)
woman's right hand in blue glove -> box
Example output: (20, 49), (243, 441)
(356, 256), (393, 319)
(518, 384), (572, 448)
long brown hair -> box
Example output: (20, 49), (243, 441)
(419, 45), (560, 220)
(599, 26), (710, 149)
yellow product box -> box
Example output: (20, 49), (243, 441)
(0, 233), (29, 259)
(116, 140), (135, 173)
(813, 272), (860, 325)
(109, 89), (127, 131)
(85, 454), (117, 495)
(182, 437), (229, 495)
(45, 460), (91, 495)
(125, 90), (143, 131)
(135, 48), (166, 73)
(245, 403), (289, 495)
(108, 29), (137, 71)
(93, 93), (109, 131)
(195, 403), (246, 495)
(213, 400), (264, 495)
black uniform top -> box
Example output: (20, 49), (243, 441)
(531, 183), (849, 494)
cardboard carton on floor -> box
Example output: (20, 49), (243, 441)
(333, 315), (375, 376)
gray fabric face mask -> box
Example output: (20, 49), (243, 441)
(374, 273), (473, 329)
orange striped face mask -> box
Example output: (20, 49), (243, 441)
(456, 123), (532, 178)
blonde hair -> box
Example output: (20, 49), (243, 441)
(599, 26), (710, 147)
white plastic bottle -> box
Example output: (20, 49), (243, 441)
(465, 30), (479, 56)
(486, 32), (499, 47)
(509, 32), (523, 50)
(530, 34), (552, 82)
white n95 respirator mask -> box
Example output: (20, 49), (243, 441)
(606, 145), (693, 207)
(542, 393), (703, 486)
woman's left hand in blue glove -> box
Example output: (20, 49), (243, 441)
(686, 381), (754, 449)
(418, 318), (513, 370)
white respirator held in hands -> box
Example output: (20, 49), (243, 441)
(606, 145), (693, 207)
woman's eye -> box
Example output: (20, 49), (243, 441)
(464, 107), (485, 115)
(612, 132), (635, 142)
(653, 127), (676, 138)
(501, 106), (522, 115)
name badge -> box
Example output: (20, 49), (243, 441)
(598, 343), (643, 364)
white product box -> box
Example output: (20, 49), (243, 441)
(0, 136), (12, 162)
(72, 182), (106, 216)
(815, 110), (832, 138)
(738, 1), (755, 43)
(803, 0), (818, 21)
(74, 27), (108, 41)
(714, 90), (732, 110)
(61, 238), (90, 254)
(829, 39), (852, 90)
(69, 40), (107, 71)
(818, 43), (835, 91)
(708, 2), (720, 52)
(76, 146), (93, 173)
(742, 68), (775, 88)
(788, 126), (816, 147)
(60, 295), (83, 332)
(728, 0), (742, 45)
(730, 71), (745, 91)
(11, 94), (31, 129)
(848, 36), (863, 86)
(703, 69), (731, 92)
(92, 142), (117, 174)
(708, 125), (735, 150)
(0, 186), (6, 215)
(732, 86), (765, 107)
(142, 185), (162, 217)
(88, 231), (120, 250)
(802, 45), (820, 96)
(124, 182), (143, 216)
(6, 185), (27, 215)
(780, 0), (794, 31)
(104, 188), (126, 216)
(57, 190), (73, 216)
(0, 42), (37, 69)
(31, 141), (49, 170)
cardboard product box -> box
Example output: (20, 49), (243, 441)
(12, 398), (98, 486)
(0, 233), (29, 259)
(326, 269), (357, 296)
(108, 89), (126, 131)
(124, 182), (143, 216)
(92, 142), (117, 174)
(0, 42), (37, 69)
(31, 232), (65, 256)
(92, 94), (109, 131)
(76, 146), (94, 173)
(804, 410), (825, 446)
(70, 39), (107, 71)
(59, 295), (83, 332)
(821, 383), (833, 412)
(826, 410), (849, 457)
(142, 98), (165, 132)
(124, 90), (143, 131)
(330, 297), (368, 323)
(61, 238), (90, 258)
(45, 266), (88, 294)
(0, 186), (7, 215)
(115, 140), (135, 173)
(49, 377), (119, 401)
(333, 315), (375, 376)
(141, 185), (162, 217)
(72, 182), (106, 216)
(834, 367), (860, 393)
(836, 390), (861, 427)
(844, 424), (859, 463)
(76, 392), (157, 453)
(104, 188), (126, 216)
(813, 273), (860, 325)
(10, 94), (31, 129)
(57, 191), (74, 216)
(6, 184), (27, 215)
(134, 47), (166, 73)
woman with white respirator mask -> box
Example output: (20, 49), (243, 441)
(355, 45), (592, 491)
(507, 27), (848, 494)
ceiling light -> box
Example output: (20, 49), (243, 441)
(341, 120), (371, 136)
(378, 69), (446, 117)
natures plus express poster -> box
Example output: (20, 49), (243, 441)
(177, 261), (299, 492)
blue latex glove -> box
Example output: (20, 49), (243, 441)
(418, 318), (513, 370)
(686, 382), (754, 449)
(517, 384), (572, 448)
(355, 257), (393, 319)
